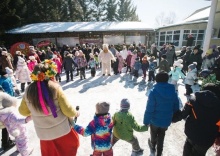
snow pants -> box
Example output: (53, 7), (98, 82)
(102, 62), (111, 75)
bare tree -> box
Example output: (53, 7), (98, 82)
(155, 12), (176, 27)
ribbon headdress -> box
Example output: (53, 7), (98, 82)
(30, 59), (58, 118)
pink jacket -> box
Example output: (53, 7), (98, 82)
(131, 54), (137, 68)
(53, 58), (62, 73)
(117, 55), (124, 72)
(27, 60), (37, 72)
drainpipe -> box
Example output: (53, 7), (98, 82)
(202, 0), (218, 57)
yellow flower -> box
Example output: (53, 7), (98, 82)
(45, 70), (51, 78)
(30, 74), (38, 81)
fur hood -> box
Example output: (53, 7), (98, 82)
(0, 92), (17, 109)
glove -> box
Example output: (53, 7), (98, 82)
(25, 116), (32, 123)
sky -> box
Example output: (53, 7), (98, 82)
(131, 0), (211, 27)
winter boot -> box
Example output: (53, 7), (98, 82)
(21, 83), (25, 92)
(132, 148), (144, 155)
(148, 138), (156, 154)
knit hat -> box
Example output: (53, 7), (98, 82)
(5, 67), (13, 76)
(1, 51), (7, 55)
(173, 59), (183, 68)
(1, 92), (17, 108)
(29, 56), (35, 60)
(120, 99), (130, 110)
(188, 62), (197, 70)
(161, 54), (166, 59)
(202, 83), (220, 99)
(156, 71), (169, 82)
(16, 51), (21, 55)
(96, 102), (110, 114)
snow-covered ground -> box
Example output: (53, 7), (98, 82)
(0, 68), (215, 156)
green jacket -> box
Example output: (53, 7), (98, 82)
(113, 111), (148, 141)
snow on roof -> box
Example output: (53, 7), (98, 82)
(155, 20), (208, 30)
(183, 6), (210, 22)
(7, 22), (154, 34)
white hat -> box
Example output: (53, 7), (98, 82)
(29, 46), (34, 50)
(29, 56), (35, 60)
(53, 55), (57, 59)
(173, 59), (183, 68)
(5, 67), (13, 75)
(1, 51), (7, 55)
(16, 51), (21, 55)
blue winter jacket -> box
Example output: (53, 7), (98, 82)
(169, 67), (185, 81)
(144, 83), (179, 128)
(133, 61), (142, 70)
(0, 76), (14, 96)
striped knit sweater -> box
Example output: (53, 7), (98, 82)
(74, 113), (113, 152)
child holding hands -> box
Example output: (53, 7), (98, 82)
(112, 99), (148, 155)
(74, 102), (114, 156)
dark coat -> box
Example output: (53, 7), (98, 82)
(125, 55), (132, 66)
(141, 60), (149, 71)
(62, 55), (76, 71)
(159, 59), (170, 73)
(189, 52), (202, 70)
(173, 91), (220, 147)
(166, 48), (175, 66)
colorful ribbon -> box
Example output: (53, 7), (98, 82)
(41, 81), (57, 118)
(37, 81), (49, 115)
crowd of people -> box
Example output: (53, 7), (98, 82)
(0, 41), (220, 156)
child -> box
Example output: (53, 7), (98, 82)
(0, 70), (14, 96)
(88, 53), (96, 77)
(159, 55), (170, 73)
(77, 51), (87, 80)
(53, 55), (62, 82)
(184, 62), (198, 96)
(0, 92), (33, 155)
(94, 52), (100, 69)
(27, 56), (38, 72)
(73, 51), (80, 76)
(133, 57), (142, 79)
(74, 102), (113, 156)
(148, 57), (156, 82)
(142, 55), (149, 79)
(168, 59), (185, 91)
(15, 57), (32, 92)
(5, 67), (20, 96)
(117, 53), (124, 74)
(125, 51), (133, 73)
(113, 56), (119, 75)
(112, 99), (148, 155)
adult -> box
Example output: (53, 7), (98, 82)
(19, 62), (79, 156)
(38, 50), (46, 62)
(45, 47), (54, 60)
(62, 52), (76, 82)
(98, 44), (116, 76)
(189, 46), (203, 71)
(166, 44), (176, 67)
(0, 50), (13, 72)
(178, 46), (187, 58)
(120, 45), (128, 60)
(28, 46), (41, 63)
(82, 45), (91, 63)
(144, 71), (179, 156)
(186, 34), (194, 47)
(181, 47), (192, 72)
(109, 45), (117, 56)
(160, 44), (167, 55)
(172, 83), (220, 156)
(13, 51), (24, 70)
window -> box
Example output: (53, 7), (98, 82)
(182, 29), (205, 47)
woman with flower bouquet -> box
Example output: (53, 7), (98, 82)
(19, 59), (80, 156)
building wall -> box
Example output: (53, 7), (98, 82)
(156, 22), (207, 50)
